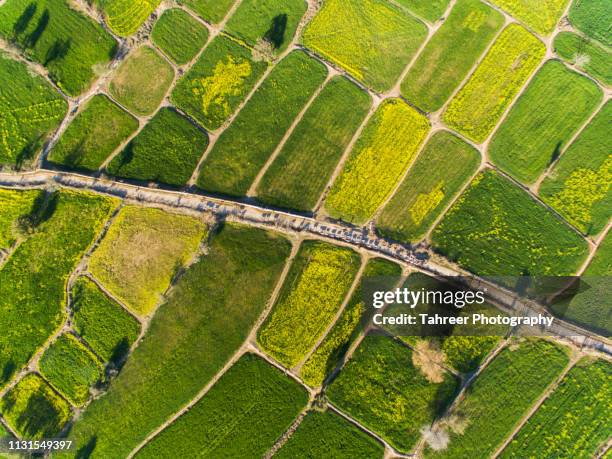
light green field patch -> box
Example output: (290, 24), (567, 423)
(394, 0), (450, 22)
(401, 0), (503, 112)
(324, 99), (430, 225)
(151, 8), (209, 65)
(490, 0), (569, 35)
(377, 131), (480, 243)
(443, 24), (545, 142)
(303, 0), (427, 91)
(568, 0), (611, 47)
(554, 32), (612, 87)
(489, 60), (602, 184)
(539, 101), (611, 235)
(103, 0), (161, 37)
(258, 240), (361, 368)
(179, 0), (235, 23)
(89, 206), (205, 316)
(0, 188), (39, 249)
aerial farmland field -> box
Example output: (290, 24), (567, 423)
(0, 0), (610, 456)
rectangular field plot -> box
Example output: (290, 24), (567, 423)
(39, 333), (104, 406)
(171, 34), (268, 131)
(0, 188), (39, 249)
(108, 46), (174, 116)
(197, 51), (327, 196)
(258, 240), (361, 368)
(443, 24), (545, 143)
(65, 224), (291, 458)
(302, 0), (427, 92)
(0, 0), (117, 96)
(324, 99), (430, 225)
(500, 358), (612, 459)
(106, 107), (208, 186)
(300, 258), (401, 387)
(394, 0), (449, 22)
(275, 409), (384, 458)
(256, 76), (371, 212)
(377, 131), (480, 244)
(489, 60), (602, 184)
(539, 101), (611, 236)
(72, 277), (141, 363)
(424, 339), (569, 458)
(101, 0), (161, 37)
(431, 170), (589, 276)
(554, 32), (612, 86)
(179, 0), (235, 23)
(0, 190), (116, 387)
(225, 0), (306, 53)
(137, 354), (308, 458)
(568, 0), (611, 47)
(88, 206), (205, 316)
(490, 0), (569, 35)
(48, 94), (138, 171)
(401, 0), (503, 113)
(0, 373), (71, 439)
(151, 8), (209, 65)
(0, 53), (67, 168)
(328, 335), (459, 453)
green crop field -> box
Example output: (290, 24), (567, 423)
(324, 99), (430, 225)
(303, 0), (427, 91)
(101, 0), (161, 37)
(275, 409), (385, 458)
(88, 206), (205, 316)
(48, 95), (138, 171)
(108, 46), (174, 116)
(0, 190), (116, 387)
(258, 240), (361, 368)
(539, 101), (611, 236)
(501, 358), (611, 458)
(431, 170), (589, 276)
(328, 335), (459, 453)
(71, 277), (141, 363)
(401, 0), (503, 113)
(394, 0), (450, 22)
(300, 257), (401, 387)
(0, 188), (39, 249)
(256, 76), (371, 211)
(106, 107), (208, 186)
(377, 131), (480, 243)
(171, 34), (268, 131)
(63, 224), (291, 458)
(197, 51), (327, 196)
(137, 353), (307, 458)
(489, 60), (602, 184)
(568, 0), (611, 47)
(0, 373), (71, 439)
(225, 0), (306, 53)
(554, 32), (612, 85)
(151, 9), (209, 65)
(425, 339), (569, 458)
(443, 24), (545, 142)
(179, 0), (235, 23)
(0, 0), (117, 96)
(38, 333), (104, 406)
(0, 53), (67, 168)
(490, 0), (569, 35)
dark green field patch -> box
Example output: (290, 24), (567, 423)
(179, 0), (235, 23)
(107, 107), (208, 187)
(151, 9), (209, 65)
(171, 34), (268, 131)
(197, 51), (327, 196)
(568, 0), (611, 47)
(48, 94), (138, 171)
(489, 60), (602, 184)
(431, 170), (589, 276)
(554, 32), (612, 86)
(39, 333), (104, 406)
(72, 277), (141, 363)
(276, 409), (384, 458)
(256, 76), (370, 211)
(0, 0), (117, 95)
(137, 354), (308, 458)
(0, 53), (67, 168)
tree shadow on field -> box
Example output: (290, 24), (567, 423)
(12, 3), (37, 38)
(63, 139), (86, 168)
(75, 436), (97, 459)
(548, 141), (563, 167)
(264, 14), (288, 49)
(16, 392), (61, 438)
(109, 337), (130, 371)
(1, 360), (16, 385)
(44, 38), (71, 66)
(114, 142), (135, 171)
(24, 9), (50, 49)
